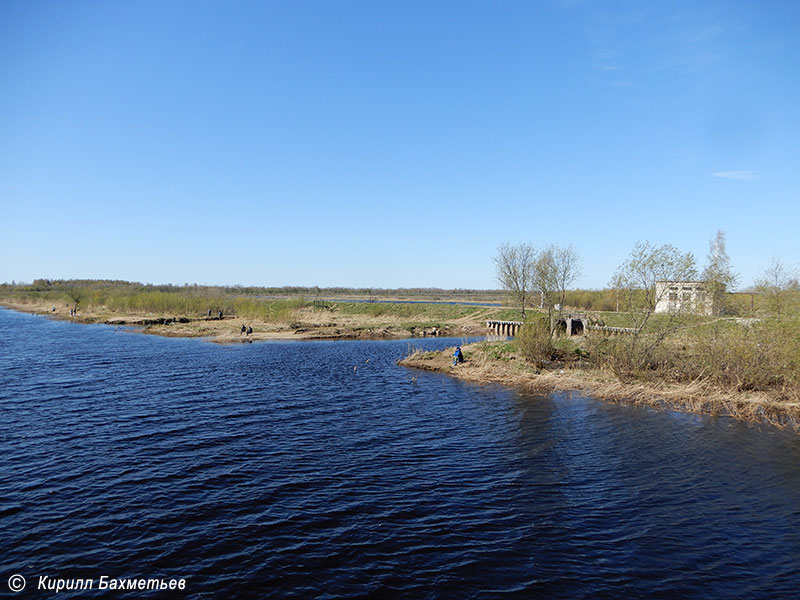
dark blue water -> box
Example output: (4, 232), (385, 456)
(2, 308), (799, 599)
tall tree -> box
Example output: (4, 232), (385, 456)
(534, 244), (581, 330)
(494, 242), (536, 319)
(702, 229), (738, 315)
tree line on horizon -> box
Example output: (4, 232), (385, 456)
(0, 280), (504, 299)
(2, 229), (797, 318)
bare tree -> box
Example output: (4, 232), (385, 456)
(494, 242), (536, 319)
(614, 241), (697, 323)
(610, 271), (624, 312)
(605, 241), (697, 379)
(702, 229), (738, 315)
(534, 244), (581, 331)
(755, 256), (797, 319)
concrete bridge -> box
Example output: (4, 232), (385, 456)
(488, 314), (637, 337)
(557, 314), (585, 336)
(557, 313), (637, 336)
(486, 320), (523, 336)
(487, 316), (589, 337)
(558, 313), (639, 335)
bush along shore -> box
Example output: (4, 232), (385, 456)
(400, 314), (800, 431)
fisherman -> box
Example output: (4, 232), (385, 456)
(246, 326), (253, 336)
(241, 324), (247, 335)
(452, 346), (464, 366)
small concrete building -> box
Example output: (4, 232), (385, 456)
(654, 281), (713, 315)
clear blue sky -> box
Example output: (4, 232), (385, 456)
(2, 0), (798, 290)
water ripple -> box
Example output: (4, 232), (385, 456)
(2, 308), (800, 598)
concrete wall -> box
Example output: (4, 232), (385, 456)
(654, 281), (713, 315)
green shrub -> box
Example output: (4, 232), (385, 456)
(587, 318), (800, 394)
(586, 332), (639, 381)
(685, 318), (800, 392)
(515, 314), (553, 366)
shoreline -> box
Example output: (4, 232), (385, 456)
(399, 342), (800, 432)
(0, 301), (486, 343)
(6, 301), (798, 431)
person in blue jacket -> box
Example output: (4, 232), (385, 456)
(452, 346), (464, 366)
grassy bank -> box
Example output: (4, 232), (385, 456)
(400, 320), (800, 431)
(0, 280), (506, 342)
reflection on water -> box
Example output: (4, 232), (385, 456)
(1, 308), (799, 598)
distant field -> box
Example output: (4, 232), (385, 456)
(2, 279), (792, 323)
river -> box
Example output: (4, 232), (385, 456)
(1, 308), (799, 598)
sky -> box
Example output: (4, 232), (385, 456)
(1, 0), (798, 290)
